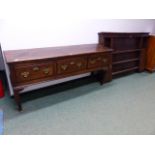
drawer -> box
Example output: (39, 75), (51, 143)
(57, 56), (87, 75)
(88, 54), (108, 69)
(14, 62), (55, 83)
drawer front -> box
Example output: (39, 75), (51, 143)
(57, 57), (87, 75)
(88, 54), (109, 69)
(14, 62), (55, 83)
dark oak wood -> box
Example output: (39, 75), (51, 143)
(14, 88), (23, 111)
(4, 44), (112, 63)
(98, 32), (149, 77)
(4, 44), (113, 111)
(112, 67), (139, 76)
(146, 35), (155, 72)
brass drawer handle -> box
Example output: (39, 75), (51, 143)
(77, 62), (82, 67)
(70, 61), (75, 65)
(21, 71), (29, 78)
(90, 60), (96, 64)
(61, 64), (68, 70)
(97, 57), (101, 61)
(102, 58), (107, 63)
(43, 68), (50, 74)
(33, 66), (39, 71)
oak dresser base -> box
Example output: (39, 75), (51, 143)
(4, 44), (113, 111)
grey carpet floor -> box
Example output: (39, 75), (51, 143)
(0, 72), (155, 135)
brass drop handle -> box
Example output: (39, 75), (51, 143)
(97, 57), (101, 61)
(43, 68), (50, 74)
(33, 66), (39, 71)
(70, 61), (75, 65)
(102, 58), (107, 63)
(61, 64), (68, 70)
(90, 60), (96, 64)
(21, 71), (29, 78)
(77, 62), (82, 67)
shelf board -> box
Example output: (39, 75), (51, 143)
(113, 58), (139, 65)
(112, 67), (139, 76)
(113, 49), (144, 54)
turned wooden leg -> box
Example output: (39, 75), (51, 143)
(14, 89), (23, 111)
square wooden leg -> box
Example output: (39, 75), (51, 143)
(14, 89), (23, 111)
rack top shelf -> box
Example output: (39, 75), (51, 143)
(4, 44), (113, 63)
(98, 32), (149, 37)
(113, 49), (144, 54)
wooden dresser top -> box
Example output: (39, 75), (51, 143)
(4, 44), (112, 63)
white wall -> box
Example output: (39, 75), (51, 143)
(0, 19), (155, 95)
(1, 19), (155, 50)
